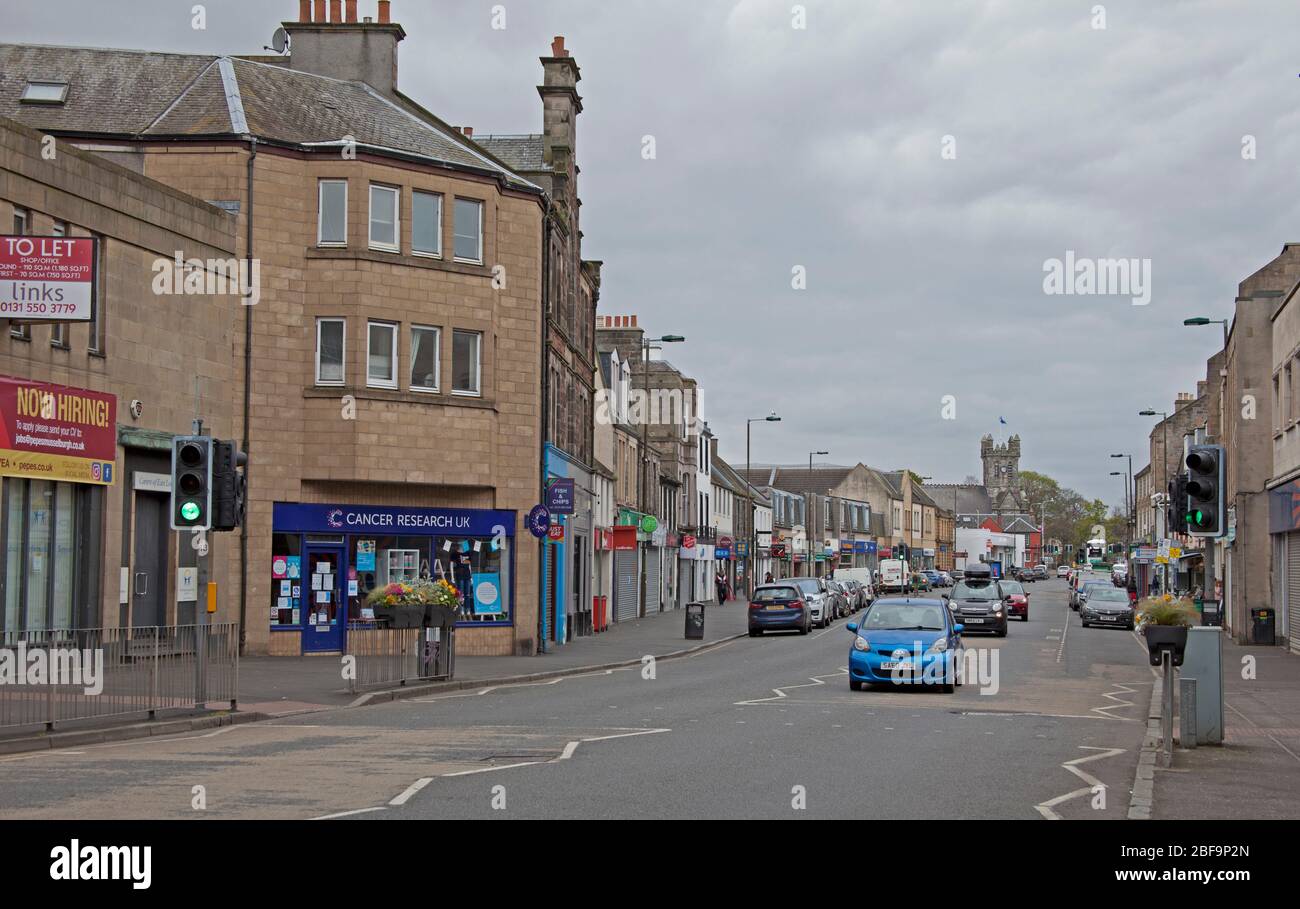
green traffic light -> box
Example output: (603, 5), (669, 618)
(180, 502), (201, 521)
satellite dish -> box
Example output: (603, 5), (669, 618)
(270, 27), (289, 54)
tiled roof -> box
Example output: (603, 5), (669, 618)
(927, 483), (993, 516)
(474, 134), (549, 172)
(735, 464), (855, 495)
(0, 44), (539, 190)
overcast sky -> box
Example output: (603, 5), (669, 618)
(10, 0), (1300, 506)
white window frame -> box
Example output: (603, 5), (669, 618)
(409, 325), (441, 393)
(451, 329), (482, 397)
(366, 320), (399, 389)
(317, 179), (348, 247)
(411, 190), (443, 258)
(453, 197), (483, 264)
(368, 184), (400, 253)
(315, 318), (346, 386)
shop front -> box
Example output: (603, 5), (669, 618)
(270, 503), (516, 654)
(0, 377), (114, 635)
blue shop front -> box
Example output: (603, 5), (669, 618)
(271, 502), (517, 654)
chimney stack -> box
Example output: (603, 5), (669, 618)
(284, 1), (406, 96)
(538, 35), (582, 205)
(299, 0), (311, 21)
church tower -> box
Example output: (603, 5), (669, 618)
(982, 434), (1021, 495)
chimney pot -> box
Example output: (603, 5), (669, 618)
(313, 0), (326, 22)
(551, 36), (568, 57)
(329, 0), (341, 22)
(345, 0), (357, 21)
(299, 0), (311, 22)
(464, 126), (473, 137)
(378, 0), (391, 23)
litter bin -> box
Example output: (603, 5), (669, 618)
(1251, 607), (1275, 645)
(685, 602), (706, 640)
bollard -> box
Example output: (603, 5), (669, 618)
(1179, 677), (1198, 749)
(1160, 650), (1174, 766)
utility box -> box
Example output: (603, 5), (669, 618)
(1180, 626), (1223, 745)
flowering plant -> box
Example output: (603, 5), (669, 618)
(366, 578), (461, 608)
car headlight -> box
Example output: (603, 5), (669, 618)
(853, 636), (870, 652)
(926, 638), (948, 654)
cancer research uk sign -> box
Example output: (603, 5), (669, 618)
(0, 235), (97, 321)
(0, 376), (116, 485)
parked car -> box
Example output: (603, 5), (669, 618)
(1080, 585), (1136, 630)
(938, 571), (953, 587)
(786, 578), (831, 628)
(847, 598), (964, 692)
(998, 578), (1030, 621)
(944, 564), (1008, 637)
(921, 569), (946, 588)
(910, 573), (932, 593)
(748, 583), (812, 636)
(1068, 570), (1095, 609)
(825, 579), (852, 619)
(843, 579), (867, 612)
(950, 568), (965, 581)
(1057, 565), (1071, 578)
(1075, 578), (1113, 611)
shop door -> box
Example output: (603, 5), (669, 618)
(613, 549), (638, 622)
(644, 547), (660, 616)
(1288, 533), (1300, 653)
(303, 545), (346, 653)
(132, 491), (169, 628)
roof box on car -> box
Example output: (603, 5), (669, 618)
(963, 563), (992, 579)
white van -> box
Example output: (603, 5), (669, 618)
(879, 559), (907, 592)
(833, 567), (875, 603)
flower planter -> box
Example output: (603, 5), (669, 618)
(1143, 624), (1188, 667)
(385, 605), (426, 629)
(425, 604), (460, 628)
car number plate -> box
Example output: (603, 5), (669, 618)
(880, 661), (913, 672)
(965, 617), (985, 624)
(767, 604), (787, 611)
(1101, 615), (1117, 621)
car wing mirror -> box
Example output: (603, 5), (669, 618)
(846, 622), (858, 634)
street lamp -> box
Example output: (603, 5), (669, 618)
(746, 412), (781, 593)
(807, 451), (828, 578)
(1111, 453), (1134, 551)
(915, 476), (932, 571)
(1183, 316), (1229, 349)
(1139, 409), (1170, 594)
(637, 334), (684, 618)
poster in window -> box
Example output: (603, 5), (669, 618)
(472, 572), (502, 616)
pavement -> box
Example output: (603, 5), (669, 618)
(1153, 634), (1300, 819)
(0, 580), (1159, 819)
(229, 597), (752, 716)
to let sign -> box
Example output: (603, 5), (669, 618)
(0, 236), (97, 321)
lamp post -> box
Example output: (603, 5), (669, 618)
(808, 451), (828, 578)
(1140, 409), (1170, 594)
(916, 475), (932, 571)
(637, 334), (684, 618)
(1183, 316), (1229, 351)
(746, 413), (781, 596)
(1111, 453), (1133, 552)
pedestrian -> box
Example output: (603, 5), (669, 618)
(764, 571), (774, 585)
(715, 569), (728, 604)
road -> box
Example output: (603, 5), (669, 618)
(0, 579), (1158, 820)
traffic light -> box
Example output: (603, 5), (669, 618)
(1185, 444), (1225, 537)
(171, 436), (213, 531)
(1166, 474), (1188, 536)
(211, 440), (248, 531)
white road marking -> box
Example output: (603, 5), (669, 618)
(389, 777), (433, 806)
(313, 806), (387, 820)
(733, 669), (845, 706)
(1092, 683), (1139, 719)
(1035, 746), (1127, 819)
(1056, 607), (1071, 663)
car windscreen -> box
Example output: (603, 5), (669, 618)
(791, 579), (821, 595)
(999, 581), (1024, 595)
(952, 582), (999, 600)
(752, 587), (799, 602)
(862, 603), (946, 631)
(1087, 588), (1130, 603)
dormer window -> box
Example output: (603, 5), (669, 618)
(21, 81), (69, 104)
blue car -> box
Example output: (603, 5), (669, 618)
(847, 598), (964, 692)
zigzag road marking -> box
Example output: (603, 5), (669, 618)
(1092, 682), (1138, 719)
(734, 668), (849, 706)
(1034, 746), (1127, 820)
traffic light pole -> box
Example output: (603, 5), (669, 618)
(192, 418), (208, 710)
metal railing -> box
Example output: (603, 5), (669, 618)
(345, 622), (455, 693)
(0, 623), (239, 733)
